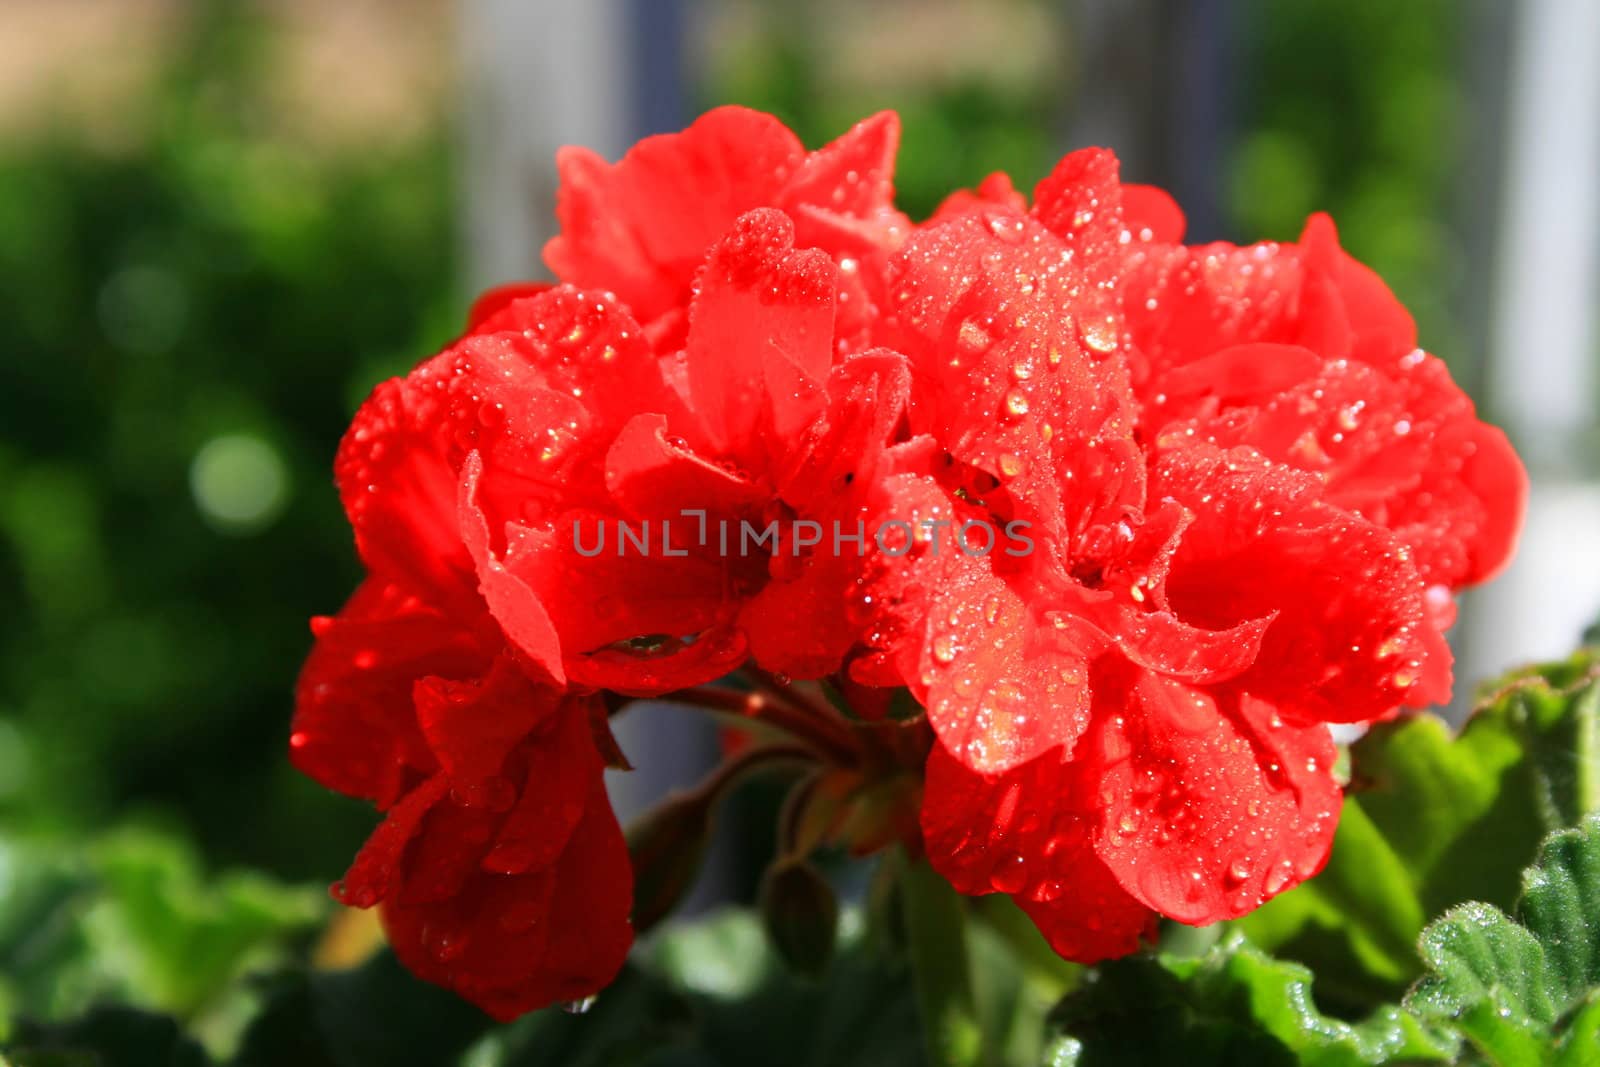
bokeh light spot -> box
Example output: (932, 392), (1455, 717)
(189, 434), (290, 533)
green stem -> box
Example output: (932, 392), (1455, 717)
(900, 852), (984, 1067)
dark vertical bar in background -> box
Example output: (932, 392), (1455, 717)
(1065, 0), (1236, 241)
(1165, 0), (1234, 242)
(627, 0), (689, 138)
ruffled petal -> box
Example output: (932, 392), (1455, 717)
(1152, 445), (1446, 721)
(544, 106), (805, 321)
(603, 413), (768, 522)
(414, 655), (559, 788)
(338, 774), (452, 909)
(738, 352), (914, 679)
(685, 208), (838, 467)
(1121, 184), (1186, 244)
(884, 210), (1143, 552)
(781, 111), (899, 223)
(915, 552), (1096, 773)
(928, 173), (1026, 223)
(291, 579), (489, 807)
(921, 741), (1154, 961)
(460, 451), (565, 685)
(1087, 669), (1341, 924)
(381, 768), (632, 1021)
(464, 282), (553, 334)
(481, 699), (598, 877)
(336, 378), (476, 611)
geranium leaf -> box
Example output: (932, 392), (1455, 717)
(1516, 815), (1600, 1004)
(1042, 933), (1452, 1066)
(3, 1005), (211, 1067)
(1404, 814), (1600, 1062)
(233, 951), (491, 1067)
(0, 825), (323, 1053)
(488, 910), (925, 1067)
(1236, 650), (1600, 1006)
(1555, 991), (1600, 1067)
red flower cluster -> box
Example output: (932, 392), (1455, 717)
(292, 108), (1525, 1016)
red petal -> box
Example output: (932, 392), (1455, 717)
(1299, 212), (1417, 362)
(1121, 184), (1186, 243)
(1457, 423), (1527, 583)
(1153, 445), (1445, 721)
(1087, 671), (1341, 924)
(1031, 147), (1126, 291)
(1155, 343), (1324, 408)
(921, 741), (1154, 961)
(414, 655), (559, 786)
(474, 503), (741, 694)
(884, 211), (1143, 549)
(339, 773), (451, 908)
(464, 282), (554, 335)
(928, 172), (1026, 223)
(916, 553), (1095, 773)
(485, 775), (634, 1018)
(738, 353), (914, 679)
(685, 208), (838, 466)
(1174, 349), (1527, 592)
(1121, 239), (1307, 386)
(483, 699), (601, 876)
(291, 579), (489, 807)
(381, 771), (632, 1021)
(603, 413), (768, 522)
(459, 451), (565, 685)
(336, 378), (477, 612)
(544, 107), (805, 321)
(781, 111), (899, 222)
(461, 286), (679, 448)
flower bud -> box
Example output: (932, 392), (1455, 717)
(758, 859), (839, 978)
(627, 793), (712, 935)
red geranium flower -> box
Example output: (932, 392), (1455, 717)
(292, 107), (1527, 1011)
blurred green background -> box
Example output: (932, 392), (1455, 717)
(0, 0), (1488, 889)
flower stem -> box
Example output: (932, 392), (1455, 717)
(900, 850), (984, 1067)
(658, 685), (861, 766)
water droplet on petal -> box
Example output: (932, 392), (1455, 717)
(990, 852), (1028, 894)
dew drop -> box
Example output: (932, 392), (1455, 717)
(990, 852), (1029, 894)
(1079, 317), (1118, 354)
(484, 841), (538, 875)
(1264, 859), (1295, 895)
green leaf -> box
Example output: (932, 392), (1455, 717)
(83, 828), (325, 1016)
(1044, 933), (1453, 1066)
(1516, 817), (1600, 1004)
(4, 1005), (211, 1067)
(1405, 814), (1600, 1062)
(1237, 651), (1600, 1006)
(485, 909), (925, 1067)
(0, 824), (323, 1052)
(1554, 991), (1600, 1067)
(233, 950), (493, 1067)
